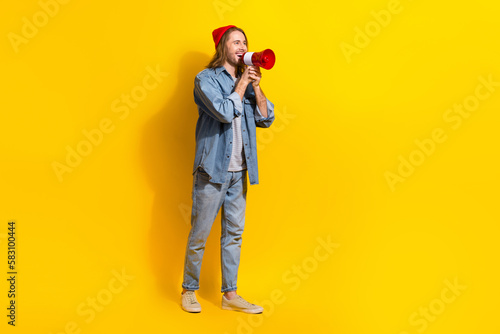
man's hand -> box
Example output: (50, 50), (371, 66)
(248, 66), (262, 87)
(234, 66), (262, 99)
(233, 65), (268, 117)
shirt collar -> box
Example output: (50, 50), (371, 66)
(215, 66), (240, 83)
(215, 65), (238, 79)
(215, 66), (227, 76)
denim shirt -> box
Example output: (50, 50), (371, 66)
(192, 66), (275, 185)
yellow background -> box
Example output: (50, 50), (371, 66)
(1, 0), (499, 333)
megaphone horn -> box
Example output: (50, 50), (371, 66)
(240, 49), (276, 70)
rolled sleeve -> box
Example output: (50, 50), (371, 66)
(254, 98), (275, 128)
(228, 91), (243, 117)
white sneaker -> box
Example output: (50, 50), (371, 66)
(181, 291), (201, 313)
(222, 294), (263, 314)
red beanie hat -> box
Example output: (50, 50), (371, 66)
(212, 25), (236, 49)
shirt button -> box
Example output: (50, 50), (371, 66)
(227, 155), (230, 158)
(242, 129), (245, 132)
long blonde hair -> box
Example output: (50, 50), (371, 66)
(206, 27), (248, 77)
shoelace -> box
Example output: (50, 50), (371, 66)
(236, 296), (254, 307)
(185, 292), (197, 304)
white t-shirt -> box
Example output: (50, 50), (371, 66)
(228, 76), (247, 171)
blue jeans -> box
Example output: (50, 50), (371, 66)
(182, 168), (247, 293)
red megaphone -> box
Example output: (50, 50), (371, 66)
(240, 49), (276, 70)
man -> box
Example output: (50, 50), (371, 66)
(181, 25), (275, 313)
